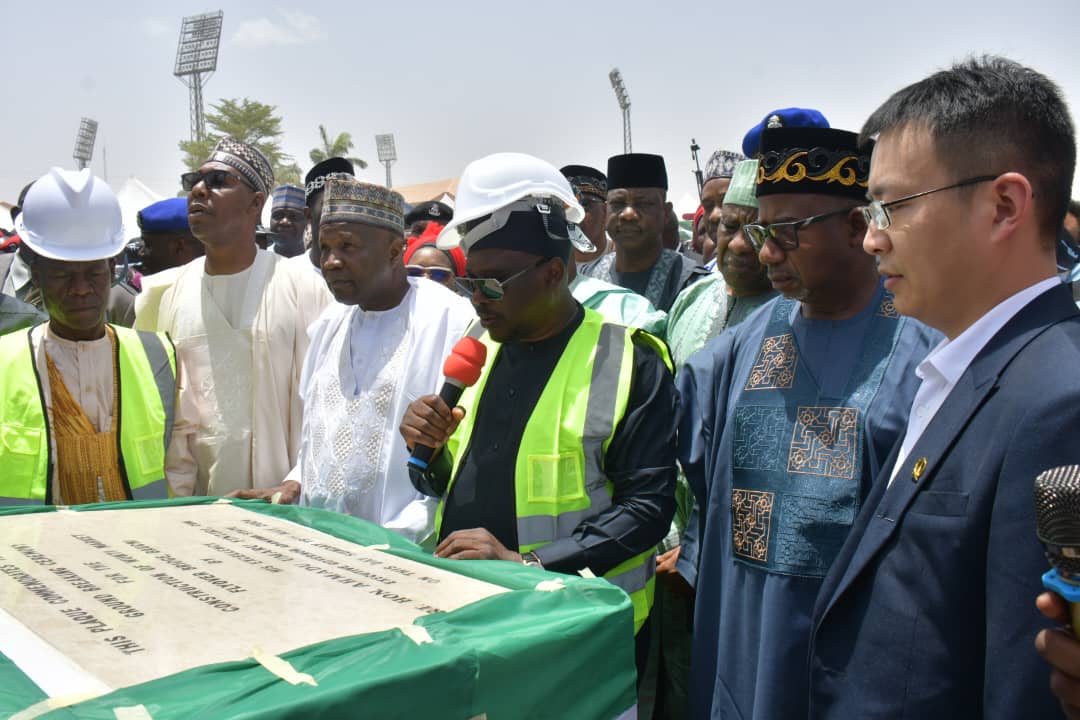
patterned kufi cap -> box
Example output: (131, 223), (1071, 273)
(704, 150), (746, 182)
(723, 160), (760, 209)
(320, 177), (404, 233)
(207, 137), (274, 197)
(559, 164), (607, 200)
(271, 185), (306, 211)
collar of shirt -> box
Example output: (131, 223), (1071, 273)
(917, 276), (1062, 386)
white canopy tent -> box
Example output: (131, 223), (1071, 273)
(114, 177), (166, 240)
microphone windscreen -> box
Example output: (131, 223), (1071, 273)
(442, 337), (487, 387)
(1034, 465), (1080, 575)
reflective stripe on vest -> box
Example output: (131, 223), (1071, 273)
(438, 309), (658, 632)
(0, 325), (176, 504)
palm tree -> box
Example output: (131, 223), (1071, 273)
(309, 125), (368, 169)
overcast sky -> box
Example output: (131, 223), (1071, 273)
(4, 0), (1079, 213)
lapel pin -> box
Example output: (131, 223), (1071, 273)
(912, 457), (928, 483)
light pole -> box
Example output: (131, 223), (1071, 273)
(174, 11), (224, 142)
(609, 68), (632, 154)
(375, 134), (397, 189)
(72, 118), (98, 171)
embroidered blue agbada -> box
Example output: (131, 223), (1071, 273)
(677, 283), (939, 720)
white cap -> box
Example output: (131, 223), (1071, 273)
(15, 168), (126, 262)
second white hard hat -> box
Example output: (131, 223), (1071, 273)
(437, 152), (589, 254)
(15, 168), (126, 262)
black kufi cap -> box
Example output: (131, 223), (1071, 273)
(606, 153), (668, 191)
(305, 157), (356, 205)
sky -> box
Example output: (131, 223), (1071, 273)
(3, 0), (1080, 219)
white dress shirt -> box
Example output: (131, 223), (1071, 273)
(888, 276), (1062, 485)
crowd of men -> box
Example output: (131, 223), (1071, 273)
(5, 55), (1080, 719)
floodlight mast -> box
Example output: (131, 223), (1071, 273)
(609, 68), (632, 154)
(174, 11), (224, 142)
(375, 134), (397, 189)
(72, 118), (98, 170)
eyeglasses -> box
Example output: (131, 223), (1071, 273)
(860, 175), (999, 230)
(742, 205), (858, 253)
(454, 257), (548, 300)
(180, 169), (254, 192)
(406, 265), (454, 284)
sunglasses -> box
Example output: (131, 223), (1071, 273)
(406, 265), (454, 283)
(180, 169), (254, 192)
(454, 257), (548, 300)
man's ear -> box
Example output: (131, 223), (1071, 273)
(988, 171), (1034, 246)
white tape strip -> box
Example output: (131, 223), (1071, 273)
(365, 544), (391, 551)
(269, 492), (283, 505)
(251, 647), (317, 686)
(535, 579), (566, 592)
(114, 704), (154, 720)
(11, 692), (103, 720)
(212, 498), (232, 505)
(577, 568), (597, 579)
(399, 625), (433, 645)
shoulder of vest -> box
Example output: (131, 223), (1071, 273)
(109, 324), (174, 355)
(630, 327), (674, 372)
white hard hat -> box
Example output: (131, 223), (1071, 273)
(15, 168), (125, 262)
(437, 152), (591, 254)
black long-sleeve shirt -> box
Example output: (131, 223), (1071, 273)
(423, 306), (678, 576)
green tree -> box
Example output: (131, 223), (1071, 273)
(178, 97), (302, 187)
(309, 125), (368, 169)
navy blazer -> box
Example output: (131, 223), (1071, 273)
(809, 283), (1080, 719)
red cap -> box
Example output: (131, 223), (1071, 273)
(442, 337), (487, 386)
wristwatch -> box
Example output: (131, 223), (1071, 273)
(521, 551), (543, 569)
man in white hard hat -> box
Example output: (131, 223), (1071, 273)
(228, 177), (474, 546)
(135, 138), (331, 497)
(0, 168), (196, 505)
(399, 152), (678, 681)
(3, 181), (138, 326)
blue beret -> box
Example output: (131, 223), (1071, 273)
(137, 197), (190, 233)
(742, 107), (830, 157)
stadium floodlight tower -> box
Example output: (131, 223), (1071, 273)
(72, 118), (98, 170)
(609, 68), (632, 154)
(174, 11), (224, 142)
(375, 134), (397, 189)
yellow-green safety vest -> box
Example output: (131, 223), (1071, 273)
(436, 309), (672, 633)
(0, 324), (177, 506)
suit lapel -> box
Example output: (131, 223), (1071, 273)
(820, 283), (1079, 615)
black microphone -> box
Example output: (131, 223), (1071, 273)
(407, 336), (487, 474)
(1033, 465), (1080, 637)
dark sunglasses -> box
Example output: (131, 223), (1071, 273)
(454, 257), (548, 300)
(181, 169), (254, 192)
(406, 265), (454, 283)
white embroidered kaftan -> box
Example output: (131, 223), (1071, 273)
(289, 277), (474, 544)
(135, 249), (331, 495)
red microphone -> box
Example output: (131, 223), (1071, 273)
(407, 337), (487, 473)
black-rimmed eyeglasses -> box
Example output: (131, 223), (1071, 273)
(742, 205), (859, 253)
(860, 175), (999, 230)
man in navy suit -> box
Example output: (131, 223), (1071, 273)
(808, 56), (1079, 719)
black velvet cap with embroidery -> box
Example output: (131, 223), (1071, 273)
(756, 127), (871, 201)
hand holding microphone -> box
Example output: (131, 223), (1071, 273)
(1034, 465), (1080, 636)
(401, 336), (487, 481)
(1033, 466), (1080, 718)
